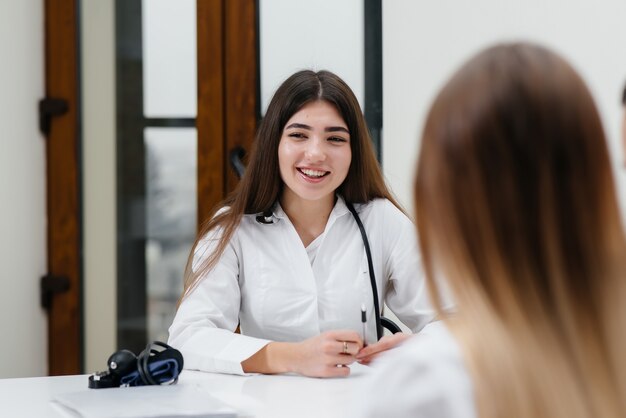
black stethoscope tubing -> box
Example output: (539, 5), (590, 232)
(257, 202), (401, 341)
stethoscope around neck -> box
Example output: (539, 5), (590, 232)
(255, 202), (402, 340)
(255, 212), (274, 224)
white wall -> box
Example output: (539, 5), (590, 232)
(0, 1), (47, 377)
(81, 0), (117, 373)
(383, 0), (626, 218)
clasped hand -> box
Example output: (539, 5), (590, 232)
(355, 332), (411, 365)
(294, 330), (411, 377)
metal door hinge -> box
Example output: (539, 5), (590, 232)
(40, 274), (70, 311)
(39, 97), (69, 136)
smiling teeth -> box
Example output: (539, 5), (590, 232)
(301, 168), (326, 177)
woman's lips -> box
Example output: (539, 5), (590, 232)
(297, 167), (330, 182)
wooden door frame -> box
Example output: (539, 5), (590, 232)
(44, 0), (82, 375)
(197, 0), (258, 221)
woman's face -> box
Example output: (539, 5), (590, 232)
(278, 100), (352, 207)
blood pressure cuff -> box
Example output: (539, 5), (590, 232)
(88, 341), (184, 389)
(120, 357), (181, 387)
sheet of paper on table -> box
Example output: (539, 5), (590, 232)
(51, 383), (238, 418)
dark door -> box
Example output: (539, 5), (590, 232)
(43, 0), (82, 376)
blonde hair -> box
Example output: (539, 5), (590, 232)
(415, 43), (626, 417)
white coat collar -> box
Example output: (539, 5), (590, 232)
(267, 194), (351, 225)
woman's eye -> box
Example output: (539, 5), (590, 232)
(288, 132), (306, 139)
(328, 136), (348, 143)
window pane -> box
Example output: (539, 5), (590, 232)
(144, 127), (197, 341)
(142, 0), (197, 117)
(259, 0), (364, 114)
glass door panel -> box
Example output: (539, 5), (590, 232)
(145, 128), (197, 342)
(142, 0), (197, 118)
(116, 0), (197, 352)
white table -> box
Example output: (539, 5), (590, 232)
(0, 364), (372, 417)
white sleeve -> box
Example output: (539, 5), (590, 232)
(167, 230), (270, 375)
(351, 324), (475, 418)
(380, 200), (435, 332)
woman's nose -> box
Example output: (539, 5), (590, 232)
(304, 138), (326, 161)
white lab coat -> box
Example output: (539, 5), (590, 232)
(168, 196), (434, 375)
(352, 322), (475, 418)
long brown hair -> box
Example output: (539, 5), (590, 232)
(415, 43), (626, 417)
(182, 70), (400, 299)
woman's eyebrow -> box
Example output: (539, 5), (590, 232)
(284, 123), (349, 134)
(325, 126), (349, 134)
(285, 123), (311, 130)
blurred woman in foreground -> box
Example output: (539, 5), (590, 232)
(355, 42), (626, 418)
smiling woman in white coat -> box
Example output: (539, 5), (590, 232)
(168, 70), (435, 377)
(354, 43), (626, 418)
